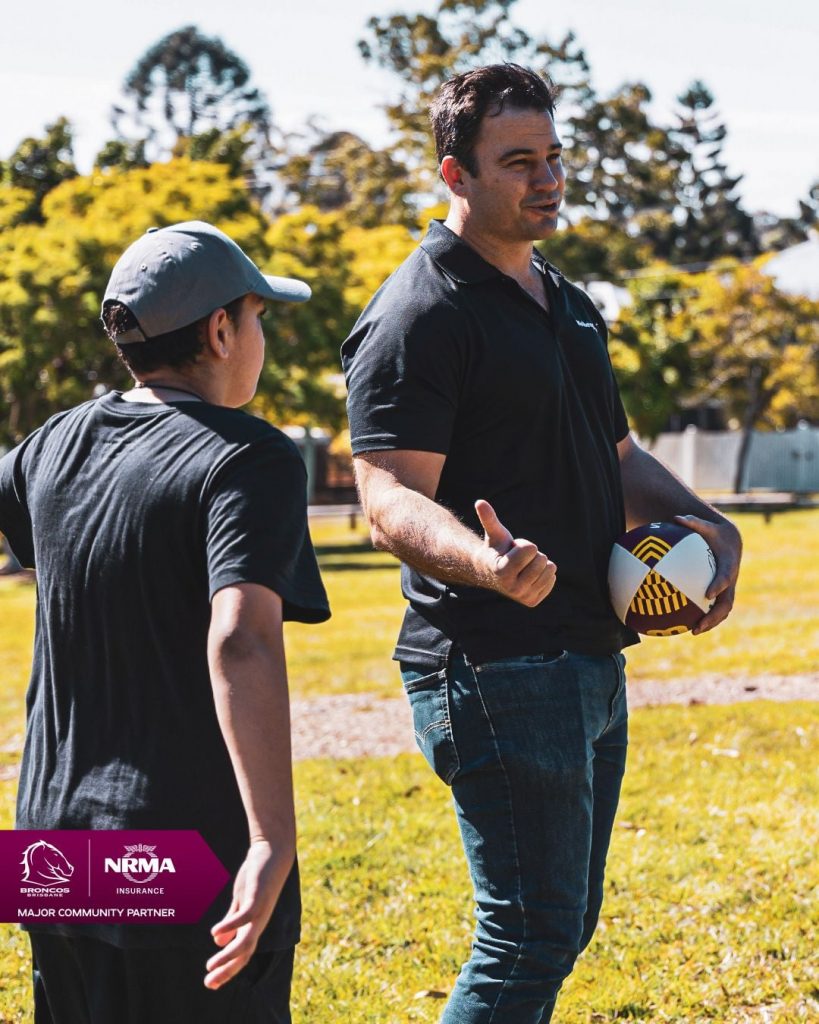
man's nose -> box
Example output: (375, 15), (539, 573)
(531, 162), (560, 189)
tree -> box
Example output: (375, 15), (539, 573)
(358, 0), (591, 199)
(610, 264), (819, 489)
(562, 81), (683, 252)
(607, 269), (697, 439)
(0, 159), (270, 447)
(538, 216), (652, 285)
(670, 265), (819, 490)
(278, 127), (417, 228)
(110, 25), (275, 198)
(1, 118), (77, 223)
(664, 82), (759, 262)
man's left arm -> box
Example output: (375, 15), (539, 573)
(617, 433), (742, 635)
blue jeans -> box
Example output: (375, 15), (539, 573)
(400, 648), (628, 1024)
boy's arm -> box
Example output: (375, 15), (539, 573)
(204, 582), (296, 990)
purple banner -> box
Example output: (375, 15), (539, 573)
(0, 831), (230, 925)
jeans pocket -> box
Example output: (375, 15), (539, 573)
(400, 666), (460, 785)
(473, 650), (567, 673)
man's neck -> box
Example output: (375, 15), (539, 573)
(444, 210), (536, 281)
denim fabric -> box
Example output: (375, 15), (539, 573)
(401, 649), (628, 1024)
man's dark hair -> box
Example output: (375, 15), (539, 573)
(430, 63), (557, 177)
(102, 296), (246, 376)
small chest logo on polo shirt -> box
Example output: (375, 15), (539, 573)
(575, 320), (598, 331)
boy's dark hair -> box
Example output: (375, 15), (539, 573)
(102, 296), (245, 376)
(430, 63), (557, 177)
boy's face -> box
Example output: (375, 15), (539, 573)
(226, 293), (267, 407)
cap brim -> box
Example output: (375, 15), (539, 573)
(259, 274), (312, 304)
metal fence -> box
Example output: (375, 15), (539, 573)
(648, 425), (819, 493)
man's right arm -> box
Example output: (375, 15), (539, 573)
(355, 450), (557, 609)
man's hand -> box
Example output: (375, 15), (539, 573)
(475, 499), (557, 608)
(675, 513), (742, 635)
(205, 839), (292, 990)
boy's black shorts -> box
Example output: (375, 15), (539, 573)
(30, 932), (294, 1023)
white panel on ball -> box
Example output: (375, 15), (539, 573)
(653, 533), (716, 613)
(608, 544), (650, 624)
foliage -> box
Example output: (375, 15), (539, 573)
(610, 264), (819, 454)
(107, 25), (275, 201)
(278, 127), (417, 229)
(358, 0), (591, 195)
(0, 118), (77, 223)
(0, 159), (269, 446)
(672, 265), (819, 431)
(608, 268), (697, 438)
(538, 216), (652, 284)
(566, 82), (678, 236)
(664, 82), (759, 263)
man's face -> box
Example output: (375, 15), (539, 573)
(457, 106), (565, 242)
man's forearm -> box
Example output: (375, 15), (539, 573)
(368, 481), (492, 587)
(619, 443), (730, 530)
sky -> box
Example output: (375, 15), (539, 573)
(1, 0), (817, 217)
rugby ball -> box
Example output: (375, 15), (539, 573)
(608, 522), (716, 636)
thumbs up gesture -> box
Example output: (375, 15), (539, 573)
(474, 500), (557, 608)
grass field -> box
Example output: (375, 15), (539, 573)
(0, 511), (817, 1020)
(0, 704), (816, 1021)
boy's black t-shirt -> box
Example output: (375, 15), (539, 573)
(342, 220), (638, 667)
(0, 392), (330, 949)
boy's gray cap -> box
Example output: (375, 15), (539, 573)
(102, 220), (311, 343)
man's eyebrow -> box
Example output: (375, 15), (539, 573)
(499, 143), (563, 161)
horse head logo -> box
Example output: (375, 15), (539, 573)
(21, 840), (74, 887)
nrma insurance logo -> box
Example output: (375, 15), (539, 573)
(20, 839), (74, 895)
(105, 844), (176, 885)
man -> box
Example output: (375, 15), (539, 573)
(342, 64), (742, 1023)
(0, 221), (330, 1022)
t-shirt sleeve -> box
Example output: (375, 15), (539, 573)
(0, 439), (36, 569)
(204, 436), (330, 623)
(587, 299), (630, 444)
(342, 299), (464, 456)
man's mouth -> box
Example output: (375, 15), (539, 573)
(525, 198), (561, 213)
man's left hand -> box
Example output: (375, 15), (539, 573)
(674, 514), (742, 635)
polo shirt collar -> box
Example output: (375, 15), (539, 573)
(421, 219), (564, 288)
(420, 220), (501, 284)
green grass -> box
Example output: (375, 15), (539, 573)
(292, 702), (819, 1023)
(2, 511), (817, 708)
(0, 703), (816, 1022)
(0, 512), (817, 1020)
(290, 510), (819, 695)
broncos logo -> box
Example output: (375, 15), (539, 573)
(21, 840), (74, 887)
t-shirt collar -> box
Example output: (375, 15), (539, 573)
(421, 219), (563, 288)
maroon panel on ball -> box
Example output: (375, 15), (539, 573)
(619, 521), (693, 567)
(626, 599), (702, 636)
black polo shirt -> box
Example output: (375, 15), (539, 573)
(342, 219), (637, 667)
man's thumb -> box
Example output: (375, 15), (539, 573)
(475, 499), (513, 552)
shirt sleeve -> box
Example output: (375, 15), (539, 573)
(0, 439), (36, 569)
(342, 299), (465, 456)
(204, 435), (330, 623)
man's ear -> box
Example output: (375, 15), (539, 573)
(440, 155), (471, 197)
(203, 307), (234, 361)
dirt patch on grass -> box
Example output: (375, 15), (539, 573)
(291, 672), (819, 761)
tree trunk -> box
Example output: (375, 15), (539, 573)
(733, 365), (768, 493)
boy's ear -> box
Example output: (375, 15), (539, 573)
(203, 307), (234, 360)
